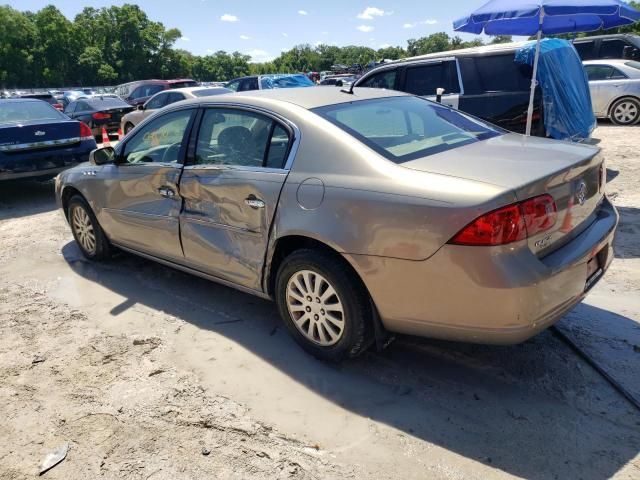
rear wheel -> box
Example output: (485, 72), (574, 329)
(124, 122), (135, 134)
(610, 97), (640, 126)
(68, 196), (111, 261)
(275, 249), (373, 362)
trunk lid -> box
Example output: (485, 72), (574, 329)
(402, 133), (605, 256)
(0, 119), (82, 153)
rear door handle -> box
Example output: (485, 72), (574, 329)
(158, 186), (176, 199)
(245, 197), (265, 209)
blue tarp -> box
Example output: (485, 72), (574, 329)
(515, 38), (596, 141)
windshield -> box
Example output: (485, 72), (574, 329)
(0, 101), (65, 125)
(260, 74), (315, 89)
(312, 96), (503, 163)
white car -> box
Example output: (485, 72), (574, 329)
(120, 86), (232, 134)
(584, 59), (640, 125)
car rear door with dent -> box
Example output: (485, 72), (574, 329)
(178, 106), (294, 291)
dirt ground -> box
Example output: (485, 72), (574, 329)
(1, 123), (639, 480)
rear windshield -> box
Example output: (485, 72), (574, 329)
(312, 96), (503, 163)
(170, 81), (198, 89)
(191, 88), (231, 97)
(260, 75), (315, 89)
(86, 98), (131, 109)
(0, 101), (65, 125)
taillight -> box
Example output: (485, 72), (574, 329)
(53, 103), (63, 110)
(449, 194), (557, 246)
(92, 112), (111, 120)
(520, 194), (557, 236)
(79, 122), (93, 140)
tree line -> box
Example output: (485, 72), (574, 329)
(1, 3), (639, 89)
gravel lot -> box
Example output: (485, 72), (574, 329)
(0, 124), (639, 480)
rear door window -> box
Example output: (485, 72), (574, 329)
(358, 69), (398, 89)
(167, 92), (186, 104)
(404, 61), (460, 96)
(600, 39), (628, 59)
(472, 54), (531, 93)
(195, 108), (291, 168)
(585, 65), (615, 80)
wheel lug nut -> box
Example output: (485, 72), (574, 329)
(305, 306), (311, 313)
(320, 309), (325, 315)
(306, 296), (312, 302)
(314, 314), (319, 320)
(316, 298), (321, 303)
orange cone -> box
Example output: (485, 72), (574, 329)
(101, 127), (110, 147)
(117, 127), (123, 140)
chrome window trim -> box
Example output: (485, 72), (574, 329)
(185, 102), (302, 173)
(0, 137), (82, 152)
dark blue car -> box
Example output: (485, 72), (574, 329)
(0, 99), (97, 181)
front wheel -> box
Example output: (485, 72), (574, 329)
(275, 249), (373, 362)
(610, 97), (640, 126)
(68, 195), (112, 261)
(124, 122), (134, 134)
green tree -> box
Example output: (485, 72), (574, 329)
(0, 6), (37, 88)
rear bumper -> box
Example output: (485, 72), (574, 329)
(344, 196), (618, 345)
(0, 140), (95, 181)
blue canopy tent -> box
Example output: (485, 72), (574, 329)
(454, 0), (640, 136)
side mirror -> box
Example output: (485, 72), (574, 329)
(89, 146), (116, 166)
(137, 104), (144, 111)
(436, 87), (446, 103)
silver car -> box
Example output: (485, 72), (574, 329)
(584, 59), (640, 125)
(55, 88), (618, 361)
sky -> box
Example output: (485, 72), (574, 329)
(11, 1), (504, 62)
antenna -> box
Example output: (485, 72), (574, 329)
(340, 80), (356, 95)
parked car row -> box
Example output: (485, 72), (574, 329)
(2, 33), (638, 183)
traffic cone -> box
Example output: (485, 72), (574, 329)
(117, 127), (123, 140)
(101, 127), (110, 147)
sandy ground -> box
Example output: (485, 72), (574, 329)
(0, 123), (639, 480)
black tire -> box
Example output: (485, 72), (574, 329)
(609, 97), (640, 126)
(67, 195), (112, 261)
(124, 122), (134, 134)
(275, 249), (373, 362)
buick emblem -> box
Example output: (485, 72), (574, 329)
(34, 131), (46, 136)
(576, 181), (587, 206)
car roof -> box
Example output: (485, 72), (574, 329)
(583, 59), (638, 66)
(574, 33), (639, 41)
(0, 98), (47, 103)
(381, 41), (531, 67)
(178, 86), (407, 110)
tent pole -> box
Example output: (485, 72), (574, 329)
(525, 9), (544, 137)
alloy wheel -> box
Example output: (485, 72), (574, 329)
(71, 205), (96, 255)
(286, 270), (345, 346)
(613, 100), (639, 125)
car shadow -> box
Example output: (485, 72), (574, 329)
(606, 168), (620, 183)
(614, 206), (640, 259)
(0, 179), (57, 220)
(61, 241), (640, 480)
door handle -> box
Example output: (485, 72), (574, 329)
(245, 197), (265, 209)
(158, 186), (176, 199)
